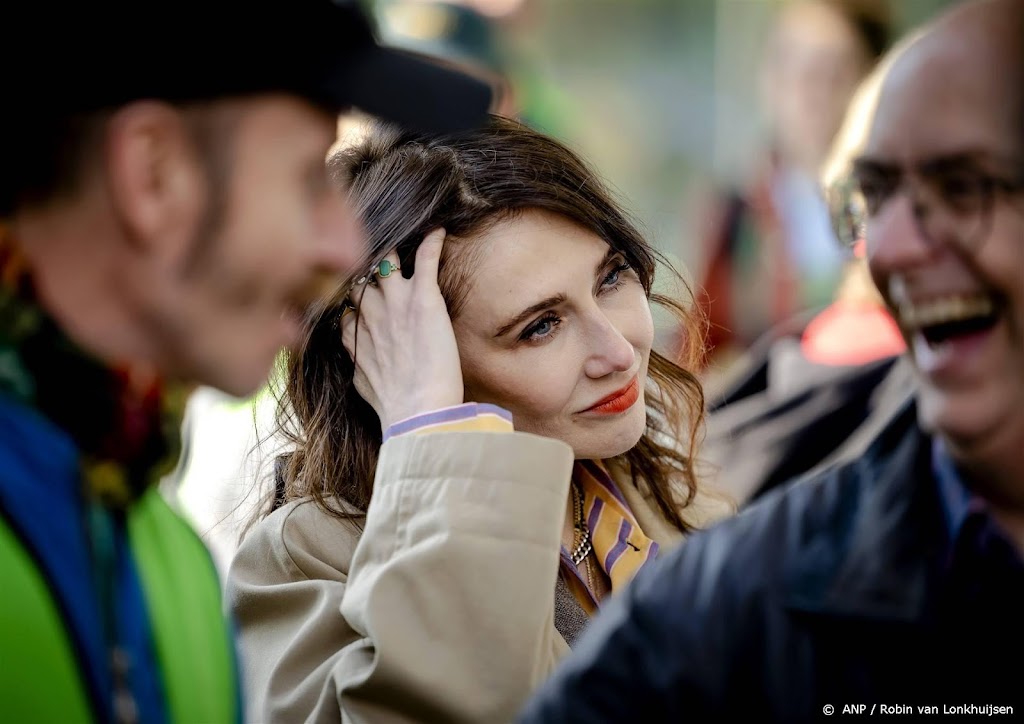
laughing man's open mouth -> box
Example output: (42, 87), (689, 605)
(898, 293), (1003, 347)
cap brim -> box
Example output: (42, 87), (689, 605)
(334, 46), (494, 135)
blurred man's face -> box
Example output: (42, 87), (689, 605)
(863, 29), (1024, 467)
(148, 96), (363, 396)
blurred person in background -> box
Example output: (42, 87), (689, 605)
(696, 0), (889, 372)
(0, 1), (489, 721)
(228, 116), (731, 723)
(701, 43), (907, 506)
(519, 0), (1024, 719)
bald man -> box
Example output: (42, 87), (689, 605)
(519, 1), (1024, 720)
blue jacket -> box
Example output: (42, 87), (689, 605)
(520, 400), (1024, 722)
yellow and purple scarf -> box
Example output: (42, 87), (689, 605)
(560, 459), (659, 613)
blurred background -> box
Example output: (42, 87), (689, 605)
(177, 0), (964, 577)
(368, 0), (950, 267)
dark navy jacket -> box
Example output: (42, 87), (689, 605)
(520, 400), (1024, 722)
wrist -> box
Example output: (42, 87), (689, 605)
(381, 397), (465, 432)
(384, 403), (513, 441)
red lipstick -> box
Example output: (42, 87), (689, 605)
(582, 375), (641, 415)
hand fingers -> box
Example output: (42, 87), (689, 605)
(351, 366), (376, 410)
(340, 306), (381, 410)
(374, 251), (405, 299)
(412, 228), (446, 289)
(347, 277), (383, 319)
(351, 268), (372, 287)
(340, 303), (376, 359)
(339, 303), (361, 358)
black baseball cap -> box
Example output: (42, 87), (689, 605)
(6, 0), (494, 134)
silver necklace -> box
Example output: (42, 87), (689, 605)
(570, 481), (593, 566)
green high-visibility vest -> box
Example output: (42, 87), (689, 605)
(0, 488), (239, 723)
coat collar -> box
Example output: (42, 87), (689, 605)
(604, 458), (733, 551)
(784, 399), (948, 622)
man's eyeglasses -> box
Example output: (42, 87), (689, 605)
(826, 154), (1024, 252)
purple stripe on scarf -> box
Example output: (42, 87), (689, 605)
(587, 496), (604, 534)
(645, 540), (660, 564)
(580, 459), (629, 507)
(604, 519), (633, 570)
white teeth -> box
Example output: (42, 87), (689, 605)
(899, 295), (995, 329)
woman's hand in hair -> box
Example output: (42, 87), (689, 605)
(341, 228), (464, 432)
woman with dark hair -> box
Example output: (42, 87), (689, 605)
(228, 116), (730, 723)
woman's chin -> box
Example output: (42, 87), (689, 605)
(570, 416), (647, 460)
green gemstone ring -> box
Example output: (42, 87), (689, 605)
(377, 259), (400, 278)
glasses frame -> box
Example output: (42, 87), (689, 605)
(826, 155), (1024, 254)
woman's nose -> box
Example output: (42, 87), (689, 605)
(583, 314), (636, 379)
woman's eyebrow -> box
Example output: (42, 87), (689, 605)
(493, 294), (566, 338)
(491, 248), (621, 339)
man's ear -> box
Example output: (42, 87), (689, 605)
(104, 101), (207, 257)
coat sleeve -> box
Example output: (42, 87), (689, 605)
(228, 430), (575, 724)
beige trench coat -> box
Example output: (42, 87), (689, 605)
(227, 430), (729, 724)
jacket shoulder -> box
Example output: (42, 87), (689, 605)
(648, 397), (921, 615)
(664, 464), (861, 606)
(232, 497), (362, 585)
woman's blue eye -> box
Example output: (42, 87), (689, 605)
(603, 261), (631, 288)
(522, 314), (561, 341)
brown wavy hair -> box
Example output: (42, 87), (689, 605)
(263, 115), (709, 533)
